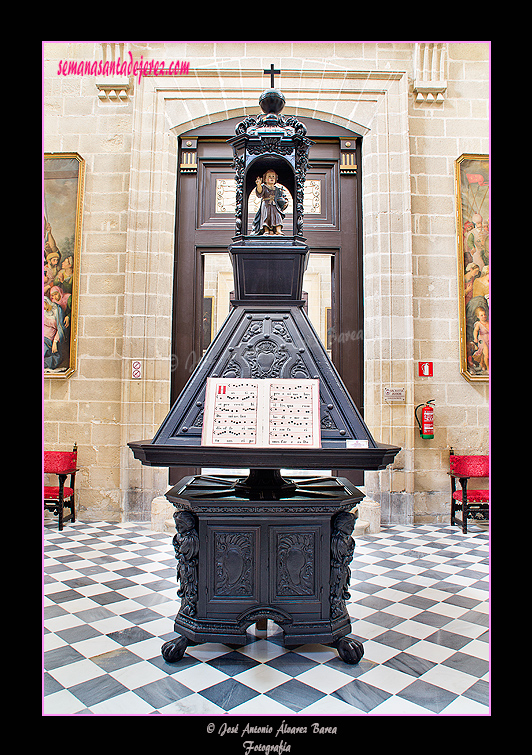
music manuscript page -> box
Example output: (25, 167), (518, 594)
(201, 378), (321, 448)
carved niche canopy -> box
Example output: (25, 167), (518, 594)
(228, 87), (313, 237)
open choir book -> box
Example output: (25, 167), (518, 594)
(201, 378), (321, 448)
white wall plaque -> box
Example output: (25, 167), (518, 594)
(383, 386), (406, 402)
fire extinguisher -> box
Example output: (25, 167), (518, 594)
(415, 400), (434, 439)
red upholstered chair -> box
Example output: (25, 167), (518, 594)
(44, 445), (78, 531)
(449, 451), (489, 534)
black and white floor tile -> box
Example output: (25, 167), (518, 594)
(43, 520), (489, 716)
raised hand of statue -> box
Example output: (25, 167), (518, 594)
(255, 175), (263, 193)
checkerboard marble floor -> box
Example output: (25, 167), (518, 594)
(43, 520), (489, 716)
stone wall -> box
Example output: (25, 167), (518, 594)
(43, 41), (489, 525)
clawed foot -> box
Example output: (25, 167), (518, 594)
(336, 637), (364, 665)
(161, 635), (189, 663)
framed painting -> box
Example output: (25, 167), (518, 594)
(44, 153), (85, 378)
(455, 154), (489, 382)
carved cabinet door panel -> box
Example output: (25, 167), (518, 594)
(202, 523), (261, 615)
(200, 517), (328, 620)
(269, 522), (327, 617)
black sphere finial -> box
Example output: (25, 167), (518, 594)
(259, 88), (285, 115)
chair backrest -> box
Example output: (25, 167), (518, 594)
(44, 450), (77, 474)
(450, 454), (489, 478)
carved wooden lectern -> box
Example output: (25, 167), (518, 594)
(129, 78), (400, 664)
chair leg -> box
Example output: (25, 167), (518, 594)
(460, 478), (468, 534)
(451, 500), (460, 528)
(57, 474), (66, 531)
(450, 479), (457, 527)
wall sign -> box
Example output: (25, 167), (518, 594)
(383, 387), (406, 402)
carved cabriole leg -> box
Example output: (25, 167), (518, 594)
(161, 508), (199, 663)
(172, 509), (199, 617)
(330, 510), (356, 619)
(330, 509), (364, 664)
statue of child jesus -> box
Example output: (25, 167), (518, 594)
(252, 169), (289, 235)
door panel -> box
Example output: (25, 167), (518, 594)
(198, 161), (237, 230)
(201, 251), (333, 359)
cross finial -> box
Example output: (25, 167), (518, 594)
(264, 63), (280, 88)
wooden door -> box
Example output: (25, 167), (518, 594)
(171, 117), (364, 482)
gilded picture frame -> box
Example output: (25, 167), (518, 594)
(454, 154), (489, 382)
(44, 153), (85, 378)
